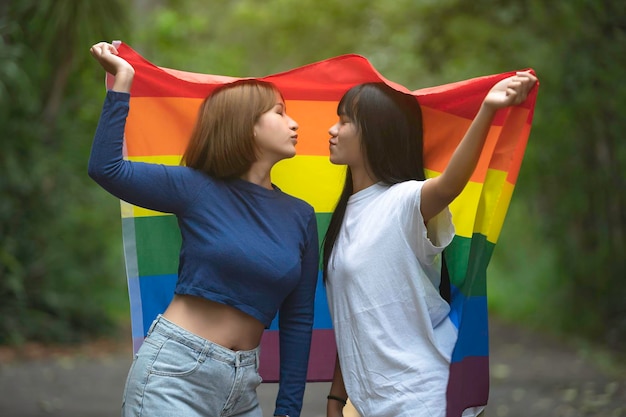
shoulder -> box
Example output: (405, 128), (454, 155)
(386, 180), (426, 201)
(274, 187), (315, 213)
(274, 191), (318, 234)
(389, 180), (425, 192)
(168, 166), (219, 201)
(169, 164), (216, 184)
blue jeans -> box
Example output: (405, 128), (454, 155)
(122, 315), (263, 417)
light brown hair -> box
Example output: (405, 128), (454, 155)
(182, 79), (281, 178)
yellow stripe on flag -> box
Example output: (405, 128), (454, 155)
(426, 169), (515, 240)
(482, 171), (514, 243)
(428, 168), (514, 241)
(449, 181), (483, 239)
(122, 156), (513, 242)
(273, 155), (345, 213)
(127, 155), (183, 165)
(121, 155), (182, 218)
(121, 155), (345, 217)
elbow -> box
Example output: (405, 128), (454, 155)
(87, 159), (105, 184)
(87, 157), (120, 188)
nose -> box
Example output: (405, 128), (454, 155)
(328, 122), (339, 137)
(287, 114), (299, 131)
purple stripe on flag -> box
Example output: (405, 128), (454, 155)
(259, 329), (336, 382)
(446, 355), (490, 417)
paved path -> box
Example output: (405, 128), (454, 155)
(0, 318), (624, 417)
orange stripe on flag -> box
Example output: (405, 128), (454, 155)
(492, 107), (532, 185)
(287, 100), (337, 156)
(126, 97), (201, 157)
(423, 107), (503, 184)
(126, 98), (338, 158)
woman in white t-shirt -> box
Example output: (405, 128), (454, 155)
(323, 73), (537, 417)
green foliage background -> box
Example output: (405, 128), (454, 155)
(1, 0), (624, 356)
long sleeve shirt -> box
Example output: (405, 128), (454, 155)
(89, 91), (319, 417)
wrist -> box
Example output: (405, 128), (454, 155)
(479, 101), (499, 115)
(111, 70), (134, 93)
(327, 394), (348, 406)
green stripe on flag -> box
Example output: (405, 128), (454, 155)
(316, 212), (331, 242)
(445, 234), (494, 297)
(133, 212), (333, 277)
(134, 215), (181, 276)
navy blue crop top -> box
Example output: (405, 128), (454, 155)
(88, 91), (319, 417)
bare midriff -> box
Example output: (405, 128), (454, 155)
(162, 294), (265, 351)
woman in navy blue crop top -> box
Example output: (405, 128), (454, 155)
(88, 42), (318, 417)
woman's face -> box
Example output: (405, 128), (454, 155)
(328, 115), (366, 169)
(253, 94), (299, 163)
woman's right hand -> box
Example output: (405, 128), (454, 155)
(482, 71), (537, 110)
(90, 42), (134, 92)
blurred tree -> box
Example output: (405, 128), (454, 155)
(2, 0), (623, 351)
(411, 0), (626, 349)
(521, 0), (626, 349)
(0, 0), (131, 344)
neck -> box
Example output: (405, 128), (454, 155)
(350, 166), (377, 194)
(241, 163), (273, 190)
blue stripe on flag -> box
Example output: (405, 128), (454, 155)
(138, 274), (178, 333)
(451, 295), (489, 362)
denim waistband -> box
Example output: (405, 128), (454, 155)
(148, 314), (260, 368)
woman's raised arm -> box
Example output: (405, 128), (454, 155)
(420, 71), (537, 222)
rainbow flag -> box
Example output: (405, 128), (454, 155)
(106, 42), (537, 415)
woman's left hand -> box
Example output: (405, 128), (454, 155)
(483, 71), (537, 109)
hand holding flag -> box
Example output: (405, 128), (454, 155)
(90, 41), (134, 92)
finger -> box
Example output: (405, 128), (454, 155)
(106, 43), (119, 55)
(505, 87), (518, 101)
(507, 80), (523, 92)
(92, 42), (117, 56)
(93, 42), (107, 52)
(517, 79), (535, 97)
(91, 42), (110, 56)
(100, 43), (113, 55)
(514, 77), (535, 94)
(515, 88), (529, 104)
(505, 81), (523, 96)
(506, 86), (517, 95)
(89, 44), (103, 58)
(516, 71), (538, 87)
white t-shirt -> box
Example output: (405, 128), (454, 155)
(327, 181), (480, 417)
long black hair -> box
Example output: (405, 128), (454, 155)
(322, 83), (425, 281)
